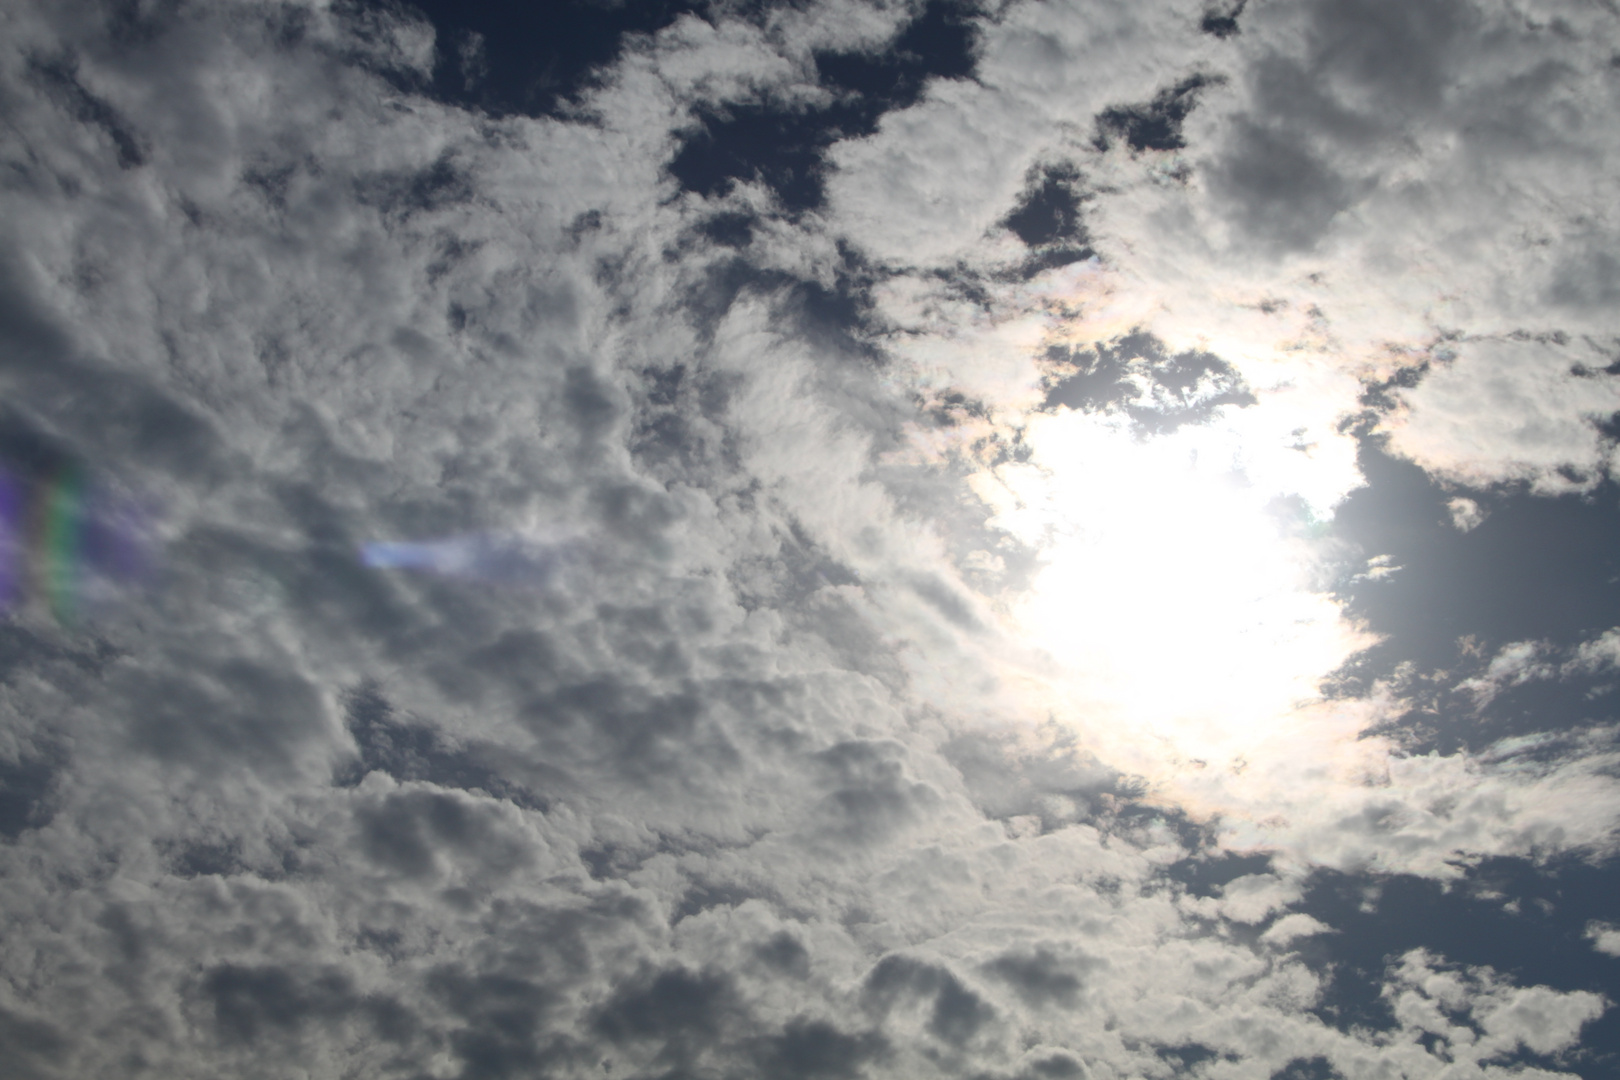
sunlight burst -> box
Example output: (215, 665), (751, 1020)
(979, 405), (1373, 786)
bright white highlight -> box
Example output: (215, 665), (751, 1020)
(974, 404), (1371, 787)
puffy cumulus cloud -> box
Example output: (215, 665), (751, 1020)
(1383, 949), (1607, 1069)
(0, 0), (1617, 1078)
(1587, 922), (1620, 958)
(828, 0), (1620, 483)
(1378, 336), (1620, 493)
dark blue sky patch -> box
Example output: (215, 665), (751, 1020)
(353, 154), (476, 219)
(337, 682), (548, 810)
(1042, 341), (1136, 413)
(1325, 440), (1620, 755)
(166, 838), (245, 878)
(672, 880), (764, 923)
(697, 211), (756, 249)
(815, 0), (978, 100)
(1201, 1), (1247, 37)
(682, 244), (881, 361)
(669, 0), (980, 212)
(1156, 1044), (1231, 1073)
(1094, 75), (1220, 153)
(1356, 352), (1446, 415)
(1271, 1057), (1341, 1080)
(670, 102), (847, 212)
(0, 752), (56, 840)
(370, 0), (710, 117)
(1294, 856), (1620, 1072)
(1042, 331), (1257, 434)
(1165, 849), (1273, 898)
(1001, 163), (1095, 277)
(1412, 666), (1620, 762)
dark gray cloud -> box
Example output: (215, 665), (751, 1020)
(1208, 118), (1361, 254)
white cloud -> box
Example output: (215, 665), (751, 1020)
(1386, 949), (1607, 1065)
(1379, 338), (1620, 492)
(1448, 495), (1486, 532)
(1260, 912), (1335, 947)
(1566, 628), (1620, 676)
(0, 0), (1617, 1077)
(1588, 921), (1620, 958)
(1456, 640), (1556, 706)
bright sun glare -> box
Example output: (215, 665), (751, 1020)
(976, 402), (1374, 791)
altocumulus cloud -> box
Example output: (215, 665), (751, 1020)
(2, 1), (1620, 1078)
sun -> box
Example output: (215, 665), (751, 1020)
(974, 399), (1373, 786)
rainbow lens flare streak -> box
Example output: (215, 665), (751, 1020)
(0, 465), (155, 626)
(41, 471), (85, 625)
(360, 535), (559, 585)
(0, 473), (24, 610)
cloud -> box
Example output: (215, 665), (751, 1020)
(1566, 627), (1620, 677)
(1384, 948), (1606, 1065)
(0, 0), (1616, 1077)
(1587, 922), (1620, 959)
(1447, 495), (1485, 532)
(1378, 338), (1620, 492)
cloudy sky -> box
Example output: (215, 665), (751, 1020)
(3, 0), (1620, 1076)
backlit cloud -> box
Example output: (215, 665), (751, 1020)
(1, 0), (1618, 1077)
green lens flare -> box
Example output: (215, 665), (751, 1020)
(40, 472), (83, 626)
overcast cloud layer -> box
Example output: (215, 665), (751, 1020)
(3, 1), (1620, 1077)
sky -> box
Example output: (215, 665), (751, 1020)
(1, 0), (1619, 1077)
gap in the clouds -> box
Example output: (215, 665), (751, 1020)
(1093, 74), (1221, 155)
(1294, 855), (1620, 1074)
(668, 0), (979, 212)
(1040, 331), (1257, 436)
(696, 211), (755, 249)
(679, 245), (880, 361)
(363, 0), (712, 117)
(1154, 1044), (1232, 1074)
(1324, 438), (1620, 756)
(1000, 163), (1095, 279)
(814, 0), (977, 100)
(0, 750), (57, 839)
(1164, 849), (1273, 898)
(1271, 1058), (1340, 1080)
(165, 838), (247, 879)
(1200, 0), (1247, 39)
(336, 682), (549, 811)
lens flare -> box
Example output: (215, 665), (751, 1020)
(0, 472), (24, 610)
(39, 469), (86, 626)
(360, 534), (560, 585)
(0, 465), (158, 626)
